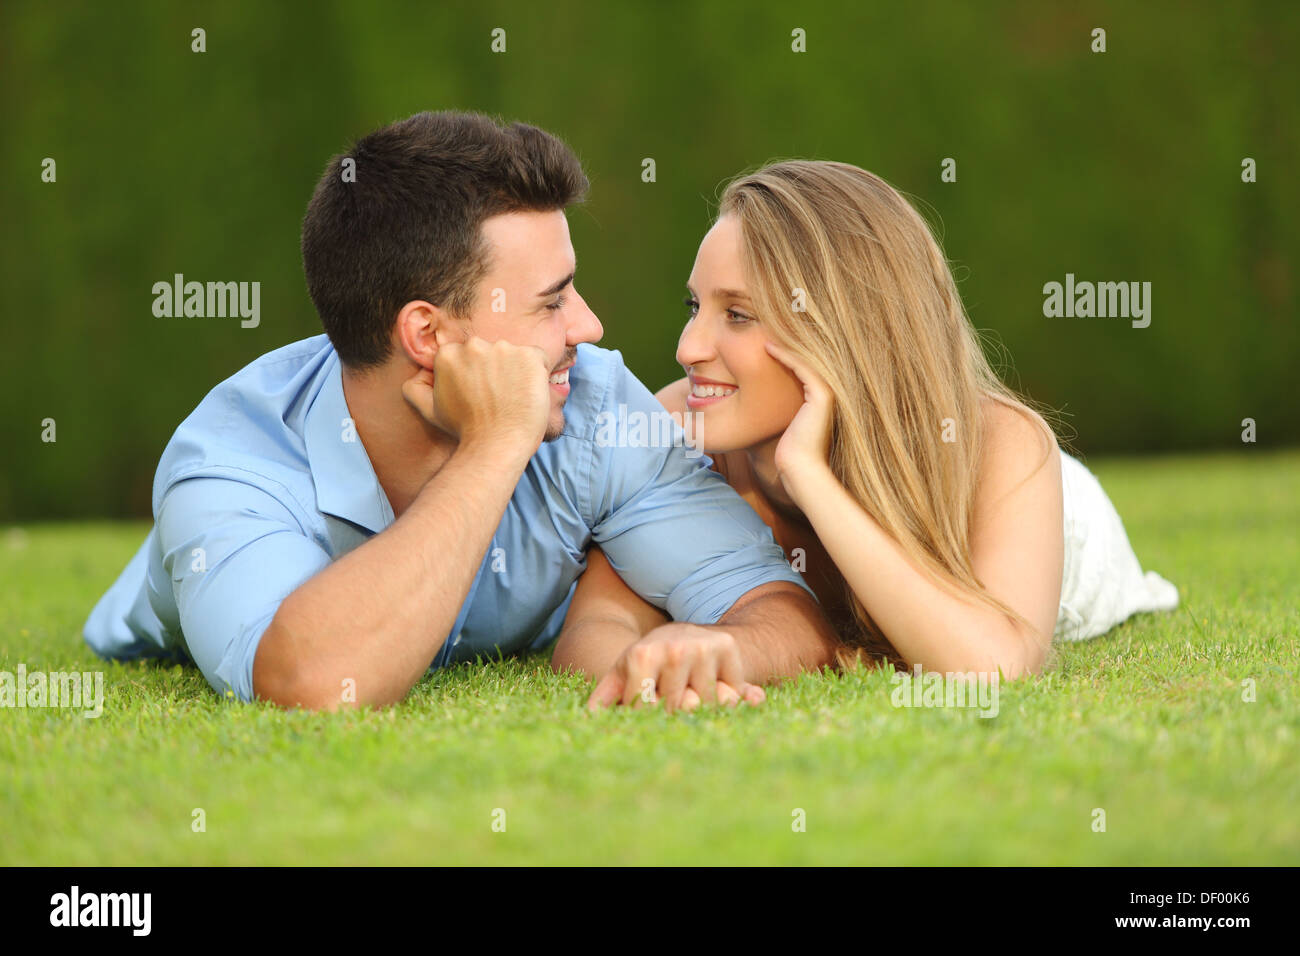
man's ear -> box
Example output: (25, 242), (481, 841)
(394, 300), (462, 371)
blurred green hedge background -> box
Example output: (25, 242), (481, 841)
(2, 0), (1296, 520)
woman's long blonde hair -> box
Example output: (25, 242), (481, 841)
(719, 160), (1064, 671)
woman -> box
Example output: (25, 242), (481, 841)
(555, 160), (1179, 708)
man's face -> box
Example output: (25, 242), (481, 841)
(464, 210), (604, 440)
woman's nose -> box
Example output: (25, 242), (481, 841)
(676, 315), (715, 368)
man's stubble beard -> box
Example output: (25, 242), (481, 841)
(542, 405), (566, 442)
(541, 347), (577, 443)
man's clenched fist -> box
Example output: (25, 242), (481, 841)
(403, 336), (553, 453)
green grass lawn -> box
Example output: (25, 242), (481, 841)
(2, 449), (1297, 865)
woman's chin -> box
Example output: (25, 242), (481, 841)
(694, 437), (748, 456)
(683, 408), (794, 458)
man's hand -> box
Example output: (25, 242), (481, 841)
(586, 622), (767, 713)
(402, 335), (552, 452)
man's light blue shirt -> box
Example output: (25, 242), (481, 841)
(83, 334), (813, 701)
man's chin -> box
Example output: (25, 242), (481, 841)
(542, 411), (566, 443)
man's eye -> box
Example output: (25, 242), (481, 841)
(546, 295), (567, 312)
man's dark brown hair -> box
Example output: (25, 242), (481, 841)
(302, 111), (589, 369)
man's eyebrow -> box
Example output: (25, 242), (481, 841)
(536, 271), (575, 298)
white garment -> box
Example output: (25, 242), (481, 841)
(1055, 451), (1180, 641)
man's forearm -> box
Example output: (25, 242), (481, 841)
(254, 438), (533, 709)
(716, 583), (840, 684)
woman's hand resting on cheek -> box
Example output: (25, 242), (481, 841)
(764, 342), (835, 499)
(586, 623), (766, 714)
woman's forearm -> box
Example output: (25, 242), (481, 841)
(551, 616), (644, 680)
(785, 464), (1040, 676)
(550, 546), (669, 680)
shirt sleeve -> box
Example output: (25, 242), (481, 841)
(585, 360), (815, 624)
(155, 476), (332, 702)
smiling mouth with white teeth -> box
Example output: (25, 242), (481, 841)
(686, 378), (738, 408)
(548, 365), (572, 396)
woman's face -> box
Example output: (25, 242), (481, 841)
(677, 214), (806, 454)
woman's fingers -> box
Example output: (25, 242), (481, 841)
(591, 677), (762, 713)
(765, 341), (811, 382)
(692, 680), (763, 709)
(715, 637), (766, 705)
(715, 680), (741, 707)
(765, 342), (830, 400)
(586, 670), (624, 711)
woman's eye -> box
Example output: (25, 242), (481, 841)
(683, 296), (699, 320)
(726, 310), (754, 325)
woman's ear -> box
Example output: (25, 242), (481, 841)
(394, 300), (460, 370)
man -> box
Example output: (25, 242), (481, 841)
(83, 111), (839, 712)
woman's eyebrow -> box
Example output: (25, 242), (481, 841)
(710, 287), (751, 301)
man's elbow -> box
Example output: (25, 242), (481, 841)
(252, 618), (342, 711)
(255, 667), (350, 712)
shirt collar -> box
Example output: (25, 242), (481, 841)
(303, 352), (394, 534)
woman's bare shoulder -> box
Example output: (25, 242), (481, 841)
(978, 397), (1061, 508)
(654, 377), (690, 416)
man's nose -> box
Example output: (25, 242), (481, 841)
(566, 290), (603, 345)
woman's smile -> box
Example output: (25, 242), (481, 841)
(685, 373), (738, 408)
